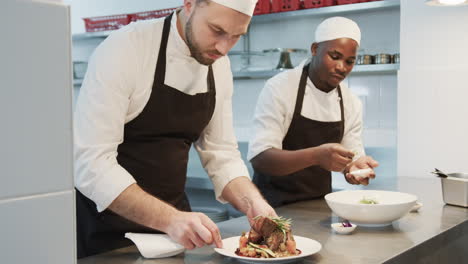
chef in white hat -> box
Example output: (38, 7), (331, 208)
(248, 17), (379, 207)
(74, 0), (276, 258)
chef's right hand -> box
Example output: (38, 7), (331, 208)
(315, 143), (354, 172)
(164, 210), (223, 250)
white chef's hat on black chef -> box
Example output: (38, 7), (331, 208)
(315, 16), (361, 46)
(211, 0), (258, 17)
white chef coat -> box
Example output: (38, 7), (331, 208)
(74, 13), (249, 212)
(247, 62), (365, 162)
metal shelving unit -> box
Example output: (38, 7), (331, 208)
(233, 63), (399, 79)
(71, 0), (400, 40)
(252, 0), (400, 23)
(72, 0), (401, 82)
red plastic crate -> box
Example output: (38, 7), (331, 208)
(336, 0), (360, 4)
(83, 14), (131, 32)
(129, 7), (179, 22)
(302, 0), (335, 9)
(254, 0), (271, 15)
(271, 0), (301, 13)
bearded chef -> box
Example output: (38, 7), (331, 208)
(74, 0), (276, 258)
(248, 17), (379, 207)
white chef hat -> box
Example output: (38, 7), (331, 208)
(315, 17), (361, 46)
(211, 0), (258, 16)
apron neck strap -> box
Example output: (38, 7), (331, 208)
(295, 64), (346, 135)
(294, 64), (309, 115)
(154, 13), (174, 85)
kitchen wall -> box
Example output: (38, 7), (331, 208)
(0, 0), (75, 263)
(71, 1), (400, 189)
(398, 0), (468, 177)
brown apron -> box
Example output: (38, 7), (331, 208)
(253, 64), (344, 207)
(76, 13), (216, 258)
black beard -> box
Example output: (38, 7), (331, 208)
(185, 16), (214, 66)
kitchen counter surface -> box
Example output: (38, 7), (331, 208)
(78, 177), (468, 264)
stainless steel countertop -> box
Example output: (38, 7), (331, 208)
(78, 177), (468, 264)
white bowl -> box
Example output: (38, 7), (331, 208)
(331, 222), (357, 234)
(325, 190), (417, 226)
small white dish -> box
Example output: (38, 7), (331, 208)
(410, 202), (423, 212)
(331, 223), (357, 235)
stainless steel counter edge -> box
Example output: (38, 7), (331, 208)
(78, 177), (468, 264)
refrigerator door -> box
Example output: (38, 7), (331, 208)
(0, 0), (75, 263)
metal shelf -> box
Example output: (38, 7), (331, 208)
(252, 0), (400, 23)
(233, 64), (399, 79)
(352, 63), (399, 74)
(73, 65), (399, 85)
(233, 69), (283, 79)
(72, 30), (112, 41)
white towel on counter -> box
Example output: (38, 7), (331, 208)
(125, 233), (185, 258)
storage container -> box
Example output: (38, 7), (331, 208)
(254, 0), (271, 15)
(129, 7), (178, 22)
(302, 0), (335, 9)
(441, 173), (468, 207)
(271, 0), (301, 13)
(336, 0), (360, 5)
(83, 14), (130, 32)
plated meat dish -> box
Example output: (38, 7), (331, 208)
(235, 216), (301, 258)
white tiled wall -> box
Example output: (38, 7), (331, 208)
(398, 1), (468, 176)
(1, 1), (75, 263)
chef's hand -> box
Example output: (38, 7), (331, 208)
(344, 156), (379, 185)
(315, 143), (355, 172)
(164, 210), (223, 250)
(246, 197), (277, 226)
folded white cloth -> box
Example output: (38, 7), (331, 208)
(125, 233), (185, 258)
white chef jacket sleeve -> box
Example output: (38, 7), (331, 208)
(194, 59), (250, 203)
(74, 28), (139, 212)
(247, 72), (294, 161)
(341, 92), (366, 159)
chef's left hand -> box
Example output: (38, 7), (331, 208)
(246, 197), (277, 226)
(344, 156), (379, 185)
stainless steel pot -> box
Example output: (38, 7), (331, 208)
(359, 54), (374, 65)
(263, 48), (308, 69)
(441, 173), (468, 207)
(392, 53), (400, 64)
(228, 51), (267, 71)
(375, 53), (391, 64)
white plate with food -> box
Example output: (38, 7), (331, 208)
(214, 236), (321, 263)
(214, 216), (321, 263)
